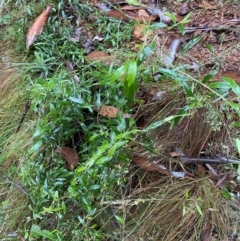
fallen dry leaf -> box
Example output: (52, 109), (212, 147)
(66, 59), (74, 71)
(132, 155), (171, 176)
(197, 164), (206, 176)
(107, 9), (157, 23)
(55, 146), (79, 170)
(26, 4), (53, 48)
(198, 0), (218, 10)
(132, 24), (152, 41)
(98, 105), (119, 118)
(215, 174), (227, 187)
(97, 105), (131, 118)
(138, 9), (149, 18)
(121, 5), (144, 10)
(218, 71), (240, 84)
(86, 51), (117, 65)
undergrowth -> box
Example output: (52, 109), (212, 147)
(0, 0), (240, 240)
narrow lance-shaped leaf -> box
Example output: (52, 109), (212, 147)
(223, 77), (240, 96)
(26, 4), (53, 48)
(127, 61), (137, 87)
(180, 36), (202, 54)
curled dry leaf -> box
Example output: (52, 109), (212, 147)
(26, 4), (53, 48)
(55, 146), (79, 170)
(133, 24), (152, 41)
(121, 5), (145, 10)
(132, 155), (171, 176)
(138, 9), (149, 18)
(98, 105), (119, 118)
(98, 105), (131, 118)
(86, 51), (117, 66)
(198, 0), (218, 10)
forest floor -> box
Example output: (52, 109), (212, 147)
(1, 0), (240, 240)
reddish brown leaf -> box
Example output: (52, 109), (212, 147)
(55, 146), (79, 170)
(98, 105), (119, 118)
(198, 0), (218, 10)
(132, 24), (152, 42)
(138, 9), (149, 18)
(86, 51), (116, 65)
(132, 155), (171, 176)
(213, 71), (240, 84)
(66, 59), (74, 71)
(107, 10), (157, 23)
(97, 105), (131, 118)
(26, 4), (53, 48)
(121, 5), (145, 10)
(201, 229), (211, 241)
(197, 164), (206, 176)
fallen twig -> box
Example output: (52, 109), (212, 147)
(180, 156), (240, 165)
(185, 19), (240, 33)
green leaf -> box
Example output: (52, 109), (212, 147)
(76, 165), (86, 173)
(178, 24), (186, 35)
(49, 103), (57, 121)
(236, 138), (240, 155)
(159, 67), (177, 78)
(230, 121), (240, 128)
(143, 115), (178, 132)
(33, 127), (45, 138)
(95, 156), (110, 165)
(28, 140), (43, 154)
(69, 96), (83, 104)
(208, 81), (230, 92)
(181, 12), (192, 23)
(181, 81), (194, 97)
(108, 141), (127, 157)
(170, 106), (189, 129)
(202, 70), (218, 83)
(180, 36), (202, 54)
(115, 129), (138, 140)
(127, 61), (137, 87)
(115, 215), (125, 224)
(205, 43), (215, 52)
(31, 224), (57, 241)
(229, 102), (239, 111)
(195, 203), (203, 216)
(110, 65), (128, 83)
(125, 0), (141, 5)
(149, 23), (167, 29)
(223, 77), (240, 96)
(221, 187), (232, 200)
(165, 12), (177, 24)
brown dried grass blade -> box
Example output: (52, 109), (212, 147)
(26, 4), (53, 48)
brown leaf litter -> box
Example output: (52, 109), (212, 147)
(26, 4), (53, 48)
(55, 146), (79, 170)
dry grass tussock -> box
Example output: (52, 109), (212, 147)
(102, 87), (239, 240)
(120, 175), (229, 241)
(0, 45), (33, 239)
(134, 88), (236, 158)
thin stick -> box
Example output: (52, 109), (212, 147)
(180, 156), (240, 165)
